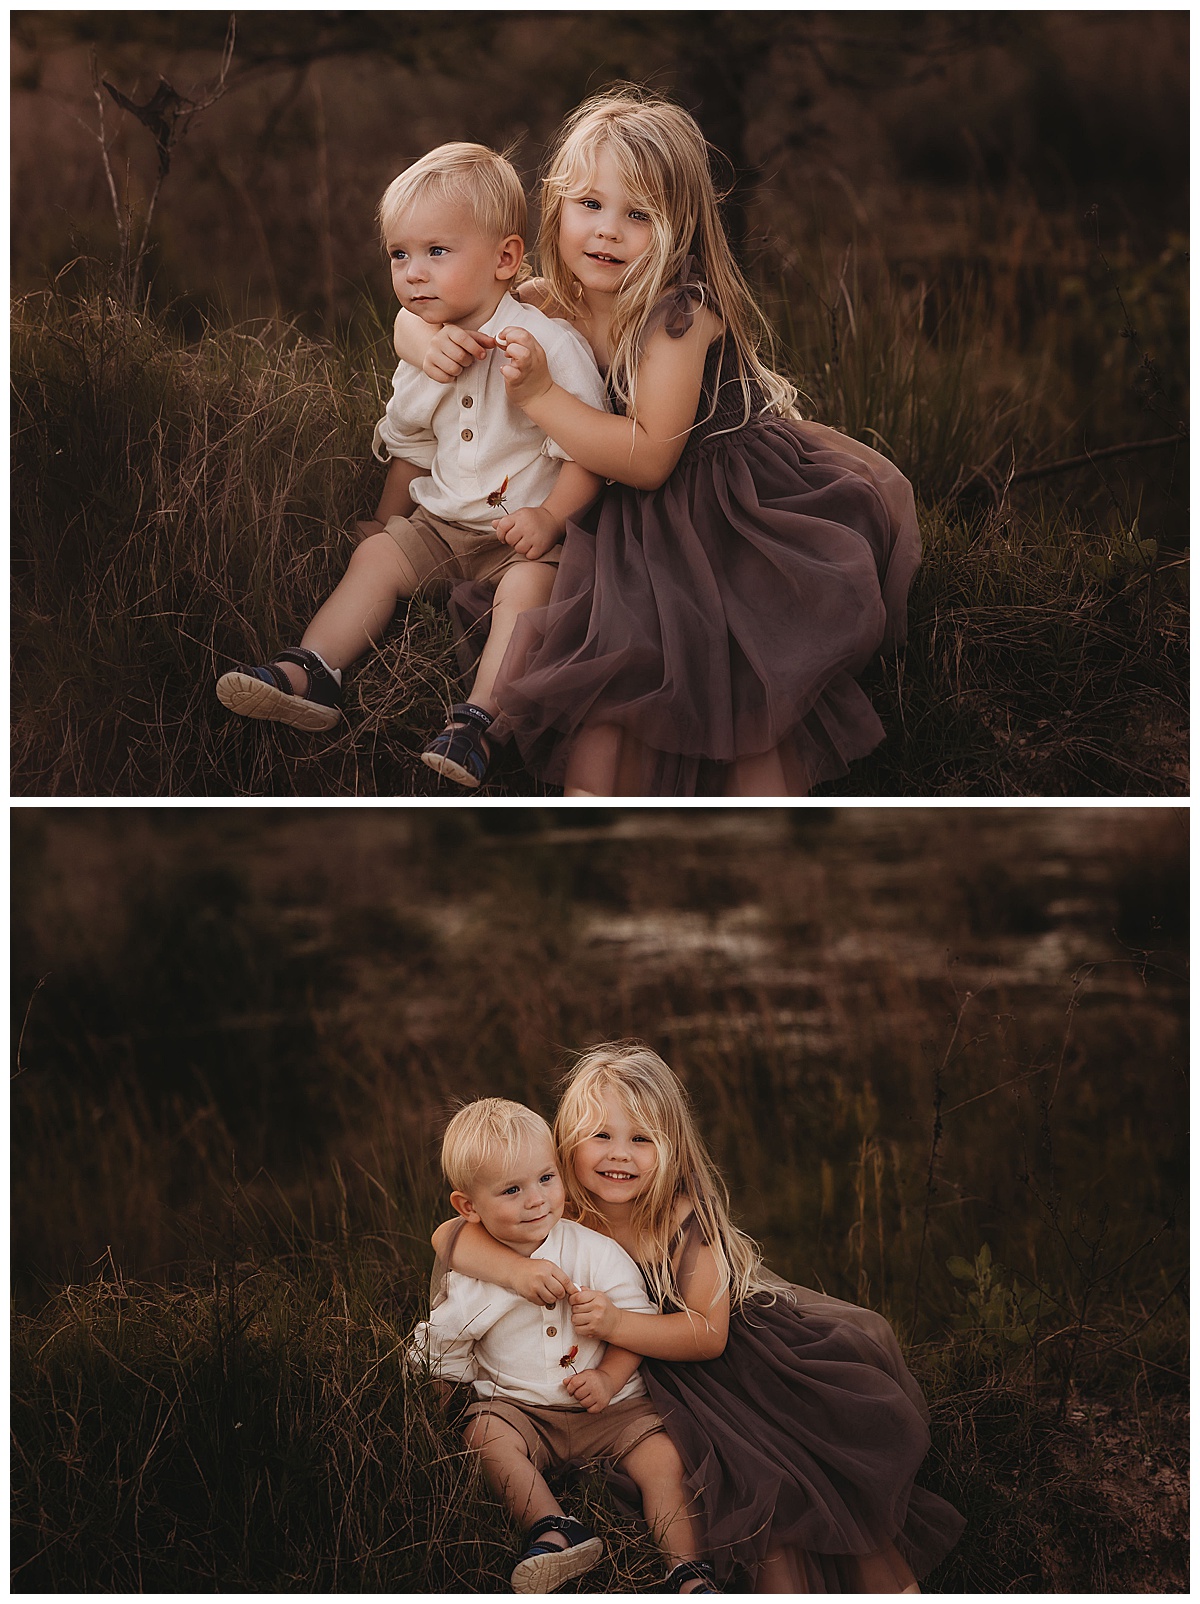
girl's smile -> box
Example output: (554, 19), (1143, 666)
(573, 1092), (658, 1208)
(558, 147), (654, 297)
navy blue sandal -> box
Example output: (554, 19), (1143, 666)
(216, 646), (342, 732)
(511, 1514), (604, 1593)
(420, 702), (494, 789)
(661, 1560), (721, 1593)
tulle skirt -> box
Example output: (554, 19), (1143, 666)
(607, 1283), (964, 1592)
(465, 418), (920, 796)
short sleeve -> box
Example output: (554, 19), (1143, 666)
(372, 361), (439, 467)
(536, 318), (610, 463)
(589, 1238), (656, 1316)
(372, 411), (437, 468)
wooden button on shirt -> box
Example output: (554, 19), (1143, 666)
(370, 292), (608, 533)
(411, 1219), (655, 1406)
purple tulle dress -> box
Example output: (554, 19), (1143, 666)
(466, 287), (921, 796)
(610, 1216), (966, 1593)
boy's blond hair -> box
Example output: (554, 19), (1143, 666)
(378, 142), (527, 245)
(442, 1097), (555, 1195)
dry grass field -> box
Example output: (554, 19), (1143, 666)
(11, 808), (1188, 1590)
(9, 13), (1189, 795)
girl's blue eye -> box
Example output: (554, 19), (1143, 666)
(390, 249), (407, 261)
(429, 246), (447, 256)
(540, 1173), (556, 1184)
(630, 211), (649, 224)
(632, 1135), (651, 1143)
(580, 198), (600, 211)
(502, 1184), (520, 1195)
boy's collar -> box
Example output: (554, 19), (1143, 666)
(478, 292), (519, 338)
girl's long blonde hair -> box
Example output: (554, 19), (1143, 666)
(536, 87), (799, 425)
(555, 1040), (771, 1312)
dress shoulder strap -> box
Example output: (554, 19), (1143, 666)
(652, 255), (707, 340)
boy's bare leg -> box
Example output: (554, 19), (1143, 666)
(272, 532), (421, 694)
(621, 1433), (706, 1583)
(461, 1413), (565, 1534)
(466, 558), (557, 714)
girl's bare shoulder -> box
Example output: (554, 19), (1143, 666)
(513, 276), (552, 310)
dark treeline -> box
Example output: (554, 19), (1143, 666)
(12, 11), (1189, 322)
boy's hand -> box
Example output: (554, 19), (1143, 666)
(497, 328), (553, 408)
(569, 1286), (618, 1340)
(562, 1367), (617, 1413)
(493, 504), (561, 561)
(421, 325), (497, 383)
(509, 1257), (575, 1307)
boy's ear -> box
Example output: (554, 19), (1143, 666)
(495, 234), (524, 283)
(449, 1189), (481, 1223)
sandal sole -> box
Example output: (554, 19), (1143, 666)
(511, 1535), (604, 1593)
(420, 749), (485, 790)
(216, 672), (341, 733)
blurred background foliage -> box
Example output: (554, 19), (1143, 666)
(11, 11), (1188, 325)
(9, 13), (1189, 795)
(12, 805), (1187, 1307)
(10, 806), (1189, 1590)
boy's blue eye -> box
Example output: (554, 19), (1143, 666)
(429, 246), (447, 256)
(502, 1184), (520, 1195)
(390, 249), (407, 260)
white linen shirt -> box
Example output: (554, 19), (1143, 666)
(411, 1219), (655, 1408)
(372, 294), (607, 533)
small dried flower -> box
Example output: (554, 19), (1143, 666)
(486, 476), (510, 513)
(558, 1344), (580, 1373)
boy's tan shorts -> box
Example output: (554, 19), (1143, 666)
(462, 1394), (665, 1470)
(384, 506), (562, 589)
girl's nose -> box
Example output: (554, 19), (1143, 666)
(405, 259), (426, 281)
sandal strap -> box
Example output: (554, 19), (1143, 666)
(447, 701), (494, 732)
(524, 1514), (594, 1549)
(242, 661), (293, 695)
(663, 1559), (719, 1592)
(272, 647), (343, 710)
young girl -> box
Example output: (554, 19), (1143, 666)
(433, 1043), (964, 1593)
(399, 89), (920, 796)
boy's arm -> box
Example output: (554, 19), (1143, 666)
(492, 460), (601, 561)
(358, 456), (420, 537)
(431, 1218), (574, 1307)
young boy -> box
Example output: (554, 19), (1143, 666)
(411, 1099), (716, 1594)
(216, 143), (606, 788)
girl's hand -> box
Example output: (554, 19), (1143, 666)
(493, 504), (561, 560)
(509, 1257), (575, 1307)
(562, 1367), (616, 1413)
(497, 328), (553, 408)
(421, 325), (497, 383)
(569, 1285), (618, 1340)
